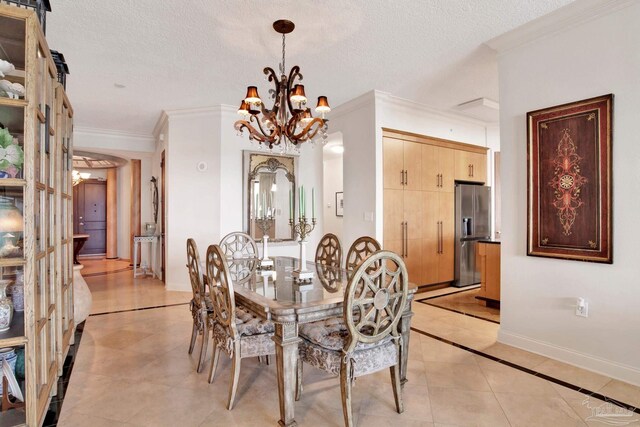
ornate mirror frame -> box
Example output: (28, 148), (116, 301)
(243, 152), (297, 242)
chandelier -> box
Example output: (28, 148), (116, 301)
(72, 170), (90, 186)
(234, 20), (331, 151)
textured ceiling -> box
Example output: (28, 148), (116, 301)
(46, 0), (573, 136)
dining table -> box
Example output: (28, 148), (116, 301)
(222, 256), (417, 427)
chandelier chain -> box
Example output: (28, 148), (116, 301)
(281, 32), (286, 74)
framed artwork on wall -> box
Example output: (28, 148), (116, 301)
(527, 94), (613, 263)
(335, 192), (344, 217)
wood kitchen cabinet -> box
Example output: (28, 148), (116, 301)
(477, 241), (501, 303)
(383, 128), (487, 287)
(454, 150), (487, 183)
(421, 145), (455, 192)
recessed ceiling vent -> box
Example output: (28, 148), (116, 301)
(455, 98), (499, 123)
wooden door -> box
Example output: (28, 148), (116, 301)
(161, 150), (166, 282)
(421, 191), (439, 285)
(438, 147), (455, 191)
(383, 137), (404, 190)
(438, 192), (455, 282)
(404, 239), (423, 285)
(421, 144), (439, 192)
(74, 179), (107, 255)
(403, 141), (422, 191)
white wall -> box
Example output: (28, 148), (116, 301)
(157, 106), (325, 291)
(493, 1), (640, 385)
(164, 109), (221, 291)
(322, 155), (344, 242)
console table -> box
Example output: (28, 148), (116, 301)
(133, 235), (158, 278)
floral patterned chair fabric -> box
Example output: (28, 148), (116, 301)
(205, 244), (275, 410)
(296, 250), (409, 427)
(219, 232), (259, 260)
(186, 238), (213, 373)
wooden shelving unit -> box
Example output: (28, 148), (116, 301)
(0, 4), (74, 426)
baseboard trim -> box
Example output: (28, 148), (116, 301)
(498, 329), (640, 387)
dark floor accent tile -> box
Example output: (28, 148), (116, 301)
(410, 326), (640, 414)
(89, 302), (189, 317)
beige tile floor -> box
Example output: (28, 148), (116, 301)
(58, 261), (640, 426)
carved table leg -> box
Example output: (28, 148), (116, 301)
(398, 304), (414, 386)
(273, 322), (300, 427)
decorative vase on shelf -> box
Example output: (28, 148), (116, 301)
(0, 280), (13, 332)
(10, 271), (23, 312)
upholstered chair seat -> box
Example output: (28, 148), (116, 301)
(296, 250), (409, 427)
(206, 244), (275, 410)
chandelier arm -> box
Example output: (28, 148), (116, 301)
(286, 65), (301, 114)
(290, 117), (325, 141)
(263, 67), (280, 99)
(234, 120), (275, 145)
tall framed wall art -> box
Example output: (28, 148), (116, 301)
(527, 94), (613, 263)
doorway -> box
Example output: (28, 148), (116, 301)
(73, 179), (107, 255)
(160, 150), (166, 283)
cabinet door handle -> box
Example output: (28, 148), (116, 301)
(471, 164), (474, 177)
(405, 170), (408, 186)
(439, 173), (443, 188)
(400, 170), (404, 185)
(405, 222), (409, 258)
(440, 221), (444, 254)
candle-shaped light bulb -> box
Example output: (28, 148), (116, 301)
(289, 189), (293, 221)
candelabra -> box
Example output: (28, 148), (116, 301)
(255, 215), (274, 268)
(289, 216), (316, 281)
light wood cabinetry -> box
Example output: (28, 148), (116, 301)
(383, 128), (487, 287)
(477, 242), (500, 303)
(0, 5), (74, 426)
(421, 145), (455, 192)
(454, 150), (487, 183)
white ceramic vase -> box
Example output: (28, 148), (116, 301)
(0, 280), (14, 332)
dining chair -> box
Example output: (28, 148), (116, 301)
(219, 232), (259, 259)
(315, 233), (342, 267)
(296, 250), (409, 427)
(186, 238), (214, 373)
(345, 236), (381, 271)
(205, 244), (276, 410)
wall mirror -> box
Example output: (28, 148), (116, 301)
(244, 152), (296, 241)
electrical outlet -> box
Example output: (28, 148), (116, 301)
(576, 297), (589, 318)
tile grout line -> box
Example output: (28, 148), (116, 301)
(410, 326), (640, 415)
(89, 302), (190, 317)
(417, 299), (501, 324)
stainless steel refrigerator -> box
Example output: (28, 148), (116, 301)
(454, 184), (491, 287)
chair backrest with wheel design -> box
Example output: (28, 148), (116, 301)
(219, 232), (258, 260)
(315, 233), (342, 267)
(187, 238), (205, 303)
(206, 244), (239, 341)
(345, 236), (381, 271)
(343, 250), (408, 352)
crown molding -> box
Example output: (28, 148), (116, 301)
(74, 126), (155, 142)
(486, 0), (636, 54)
(153, 111), (169, 139)
(329, 90), (377, 119)
(376, 91), (491, 127)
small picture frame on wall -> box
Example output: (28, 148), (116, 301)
(527, 94), (613, 263)
(335, 192), (344, 217)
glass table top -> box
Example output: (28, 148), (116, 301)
(226, 256), (348, 305)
